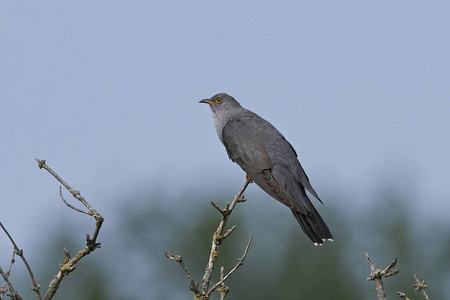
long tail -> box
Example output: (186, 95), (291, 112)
(291, 204), (333, 245)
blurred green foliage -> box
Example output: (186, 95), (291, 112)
(5, 185), (450, 299)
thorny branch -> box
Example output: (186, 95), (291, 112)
(166, 179), (252, 299)
(35, 159), (104, 300)
(365, 252), (400, 300)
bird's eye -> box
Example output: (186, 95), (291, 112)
(215, 98), (223, 104)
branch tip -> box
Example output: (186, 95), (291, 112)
(222, 225), (236, 239)
(35, 158), (46, 169)
(396, 291), (410, 300)
(35, 160), (103, 299)
(168, 179), (251, 298)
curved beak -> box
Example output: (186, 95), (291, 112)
(199, 99), (212, 104)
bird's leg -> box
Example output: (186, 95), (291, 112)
(245, 174), (253, 183)
(236, 176), (251, 203)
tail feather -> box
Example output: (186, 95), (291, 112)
(291, 206), (333, 245)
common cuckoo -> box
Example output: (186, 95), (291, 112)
(200, 93), (332, 245)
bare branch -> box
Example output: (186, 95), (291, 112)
(412, 271), (430, 300)
(217, 267), (229, 300)
(208, 234), (253, 296)
(222, 225), (236, 240)
(0, 266), (22, 300)
(396, 291), (411, 300)
(200, 179), (250, 294)
(164, 252), (199, 293)
(365, 252), (400, 300)
(59, 186), (90, 215)
(0, 222), (41, 299)
(36, 159), (104, 248)
(35, 159), (104, 300)
(0, 251), (16, 298)
(166, 179), (252, 299)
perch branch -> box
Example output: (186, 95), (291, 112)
(365, 252), (399, 300)
(200, 179), (251, 294)
(166, 179), (252, 299)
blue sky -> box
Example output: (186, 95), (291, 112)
(1, 0), (449, 278)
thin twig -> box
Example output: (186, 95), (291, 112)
(6, 250), (17, 277)
(0, 266), (22, 300)
(166, 179), (252, 299)
(396, 291), (411, 300)
(0, 251), (16, 299)
(35, 159), (104, 300)
(36, 159), (103, 249)
(0, 222), (41, 299)
(397, 271), (431, 300)
(208, 234), (253, 296)
(412, 271), (430, 300)
(0, 282), (5, 299)
(365, 252), (400, 300)
(164, 252), (199, 293)
(217, 266), (229, 300)
(59, 186), (90, 215)
(200, 179), (250, 294)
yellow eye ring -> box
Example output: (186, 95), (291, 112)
(215, 98), (223, 104)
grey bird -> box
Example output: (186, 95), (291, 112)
(199, 93), (332, 245)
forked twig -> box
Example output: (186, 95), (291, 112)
(208, 234), (253, 295)
(366, 252), (399, 300)
(166, 179), (252, 299)
(59, 186), (90, 215)
(412, 271), (430, 300)
(0, 265), (23, 300)
(0, 250), (17, 298)
(217, 266), (229, 300)
(201, 179), (251, 293)
(0, 222), (41, 299)
(397, 271), (431, 300)
(35, 159), (104, 300)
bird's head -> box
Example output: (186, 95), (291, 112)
(199, 93), (242, 116)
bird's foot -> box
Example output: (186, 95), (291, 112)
(245, 174), (253, 183)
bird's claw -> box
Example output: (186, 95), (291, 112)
(245, 174), (253, 183)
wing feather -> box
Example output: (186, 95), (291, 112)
(222, 119), (272, 173)
(221, 115), (308, 215)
